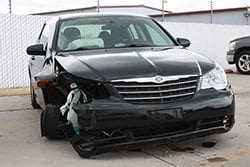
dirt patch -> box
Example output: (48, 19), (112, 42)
(171, 146), (194, 152)
(207, 157), (228, 163)
(201, 142), (216, 148)
(224, 69), (234, 74)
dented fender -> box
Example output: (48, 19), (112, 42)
(34, 65), (56, 82)
(55, 56), (103, 81)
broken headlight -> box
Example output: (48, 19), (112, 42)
(57, 72), (109, 100)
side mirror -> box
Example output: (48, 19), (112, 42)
(26, 44), (46, 56)
(176, 38), (191, 48)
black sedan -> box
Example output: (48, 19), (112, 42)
(27, 13), (235, 157)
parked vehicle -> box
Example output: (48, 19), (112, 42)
(227, 36), (250, 74)
(27, 13), (235, 158)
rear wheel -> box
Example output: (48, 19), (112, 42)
(41, 104), (65, 139)
(236, 50), (250, 75)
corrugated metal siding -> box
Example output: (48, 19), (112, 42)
(100, 7), (163, 15)
(44, 9), (96, 16)
(213, 11), (247, 25)
(161, 13), (211, 24)
(161, 22), (250, 70)
(35, 7), (164, 16)
(155, 10), (249, 25)
(0, 14), (50, 89)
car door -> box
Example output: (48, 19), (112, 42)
(29, 23), (50, 106)
(29, 23), (49, 82)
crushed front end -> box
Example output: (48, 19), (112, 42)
(57, 73), (235, 158)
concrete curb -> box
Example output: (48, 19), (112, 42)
(0, 88), (30, 96)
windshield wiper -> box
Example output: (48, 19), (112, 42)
(75, 47), (93, 51)
(126, 43), (156, 48)
(160, 46), (180, 51)
(61, 47), (94, 52)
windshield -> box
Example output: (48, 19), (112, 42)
(57, 16), (176, 52)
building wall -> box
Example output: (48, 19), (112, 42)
(0, 14), (50, 89)
(214, 10), (248, 25)
(161, 22), (250, 70)
(41, 8), (96, 16)
(154, 10), (249, 25)
(1, 14), (250, 89)
(100, 7), (163, 15)
(34, 7), (164, 16)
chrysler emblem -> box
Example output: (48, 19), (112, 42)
(155, 76), (164, 83)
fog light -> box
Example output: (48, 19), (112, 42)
(223, 116), (229, 124)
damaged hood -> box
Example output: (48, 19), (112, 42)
(55, 48), (215, 81)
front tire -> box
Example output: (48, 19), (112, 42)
(30, 80), (40, 109)
(236, 50), (250, 75)
(41, 104), (65, 139)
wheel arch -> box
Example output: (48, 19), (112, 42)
(42, 85), (66, 106)
(234, 47), (250, 63)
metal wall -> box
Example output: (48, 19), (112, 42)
(155, 10), (249, 25)
(100, 7), (163, 15)
(161, 22), (250, 70)
(35, 7), (164, 16)
(1, 14), (250, 89)
(0, 14), (50, 89)
(41, 9), (96, 16)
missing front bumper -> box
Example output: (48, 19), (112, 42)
(70, 116), (234, 158)
(67, 87), (235, 157)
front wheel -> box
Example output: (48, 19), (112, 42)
(41, 104), (66, 139)
(236, 50), (250, 75)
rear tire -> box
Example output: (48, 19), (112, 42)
(236, 50), (250, 75)
(41, 104), (65, 139)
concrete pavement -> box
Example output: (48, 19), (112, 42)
(0, 74), (249, 167)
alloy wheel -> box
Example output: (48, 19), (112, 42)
(238, 54), (250, 72)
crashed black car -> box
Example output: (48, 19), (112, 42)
(27, 13), (235, 158)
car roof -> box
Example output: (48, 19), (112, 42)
(57, 13), (150, 20)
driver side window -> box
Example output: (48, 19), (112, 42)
(144, 24), (168, 45)
(38, 23), (49, 51)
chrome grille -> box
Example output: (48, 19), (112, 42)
(112, 76), (199, 104)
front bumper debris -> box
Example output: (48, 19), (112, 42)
(68, 87), (235, 157)
(71, 124), (232, 158)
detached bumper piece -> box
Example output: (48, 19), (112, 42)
(70, 116), (234, 158)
